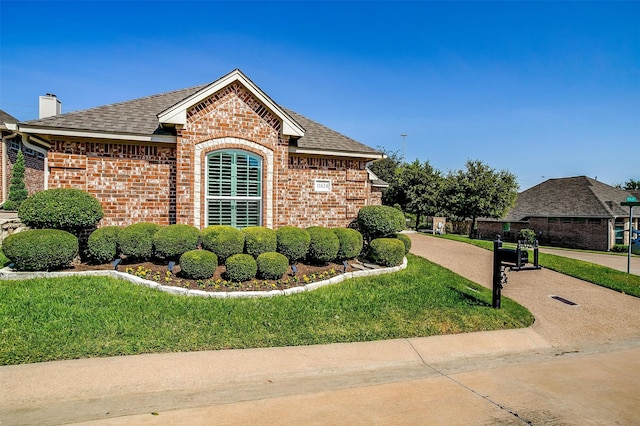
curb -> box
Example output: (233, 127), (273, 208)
(0, 257), (408, 299)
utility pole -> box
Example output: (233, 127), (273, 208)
(400, 133), (407, 163)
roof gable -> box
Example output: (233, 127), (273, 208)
(158, 69), (304, 137)
(505, 176), (634, 220)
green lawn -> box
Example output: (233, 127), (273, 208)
(436, 234), (640, 297)
(0, 254), (533, 365)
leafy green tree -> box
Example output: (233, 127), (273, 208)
(442, 160), (518, 238)
(622, 179), (640, 190)
(3, 149), (28, 211)
(367, 149), (402, 206)
(390, 160), (444, 228)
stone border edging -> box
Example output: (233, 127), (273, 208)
(0, 257), (407, 298)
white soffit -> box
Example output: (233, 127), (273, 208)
(158, 69), (305, 137)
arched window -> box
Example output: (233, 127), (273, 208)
(206, 150), (262, 228)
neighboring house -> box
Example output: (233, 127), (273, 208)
(477, 176), (639, 251)
(1, 109), (47, 204)
(2, 69), (386, 228)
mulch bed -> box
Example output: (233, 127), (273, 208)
(71, 259), (355, 293)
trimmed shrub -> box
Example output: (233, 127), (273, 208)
(368, 238), (405, 267)
(357, 205), (405, 240)
(333, 227), (363, 260)
(276, 226), (310, 264)
(118, 222), (161, 260)
(256, 252), (289, 280)
(18, 188), (103, 232)
(154, 224), (200, 260)
(242, 226), (277, 258)
(225, 253), (257, 282)
(612, 244), (628, 253)
(3, 229), (78, 271)
(179, 250), (218, 280)
(3, 149), (27, 211)
(201, 225), (245, 263)
(518, 228), (537, 245)
(394, 233), (412, 255)
(86, 226), (120, 264)
(306, 226), (340, 265)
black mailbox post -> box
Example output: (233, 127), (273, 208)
(492, 235), (541, 309)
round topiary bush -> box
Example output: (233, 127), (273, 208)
(256, 252), (289, 280)
(179, 249), (218, 280)
(18, 188), (104, 232)
(2, 229), (78, 271)
(356, 205), (405, 240)
(201, 225), (245, 264)
(333, 227), (364, 260)
(225, 253), (257, 282)
(368, 238), (405, 267)
(276, 226), (310, 264)
(154, 224), (200, 260)
(86, 226), (120, 264)
(306, 226), (340, 265)
(394, 233), (412, 255)
(118, 222), (161, 260)
(242, 226), (277, 258)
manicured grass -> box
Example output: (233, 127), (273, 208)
(0, 249), (9, 268)
(436, 234), (640, 297)
(0, 254), (533, 365)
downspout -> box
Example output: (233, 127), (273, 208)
(1, 131), (19, 203)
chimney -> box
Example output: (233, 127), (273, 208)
(39, 94), (61, 119)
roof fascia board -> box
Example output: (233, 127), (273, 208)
(288, 146), (384, 160)
(16, 125), (176, 143)
(158, 69), (305, 137)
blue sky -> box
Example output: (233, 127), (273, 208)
(1, 1), (638, 190)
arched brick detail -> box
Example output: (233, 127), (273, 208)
(194, 138), (274, 228)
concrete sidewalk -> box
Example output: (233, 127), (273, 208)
(2, 234), (640, 425)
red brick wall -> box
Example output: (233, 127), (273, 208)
(177, 83), (282, 227)
(279, 155), (373, 228)
(44, 83), (381, 230)
(477, 217), (611, 250)
(178, 82), (380, 229)
(48, 140), (176, 226)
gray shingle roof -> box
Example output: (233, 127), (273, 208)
(283, 108), (380, 155)
(0, 109), (18, 128)
(504, 176), (634, 220)
(23, 85), (207, 136)
(21, 80), (380, 156)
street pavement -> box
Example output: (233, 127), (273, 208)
(1, 233), (639, 425)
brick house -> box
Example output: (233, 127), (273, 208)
(477, 176), (639, 251)
(1, 69), (386, 229)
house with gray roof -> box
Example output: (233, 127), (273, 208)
(1, 69), (386, 228)
(477, 176), (639, 251)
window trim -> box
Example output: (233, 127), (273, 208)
(194, 138), (274, 229)
(205, 149), (263, 228)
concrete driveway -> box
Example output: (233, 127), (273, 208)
(1, 233), (639, 425)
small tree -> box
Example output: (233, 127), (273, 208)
(442, 160), (518, 238)
(3, 149), (28, 210)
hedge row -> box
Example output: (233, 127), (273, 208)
(5, 189), (408, 275)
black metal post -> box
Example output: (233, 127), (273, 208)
(533, 239), (539, 268)
(492, 235), (502, 309)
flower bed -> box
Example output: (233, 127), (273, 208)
(72, 259), (348, 292)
